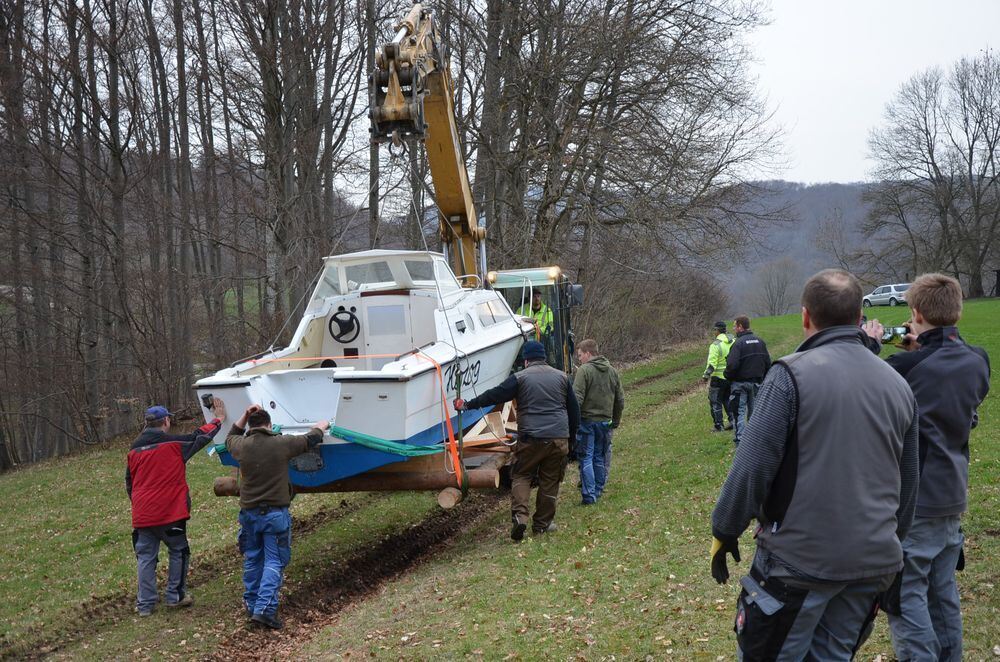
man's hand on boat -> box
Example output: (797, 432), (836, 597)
(209, 396), (227, 421)
(453, 398), (466, 411)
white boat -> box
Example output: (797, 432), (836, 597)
(195, 250), (529, 487)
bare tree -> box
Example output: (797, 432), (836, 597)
(867, 52), (1000, 296)
(749, 258), (800, 317)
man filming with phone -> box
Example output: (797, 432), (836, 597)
(863, 273), (990, 661)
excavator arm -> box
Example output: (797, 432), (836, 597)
(370, 4), (485, 285)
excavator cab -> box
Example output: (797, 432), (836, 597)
(488, 267), (584, 374)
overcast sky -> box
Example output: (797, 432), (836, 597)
(749, 0), (1000, 184)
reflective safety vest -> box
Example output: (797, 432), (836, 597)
(703, 333), (734, 379)
(518, 302), (554, 335)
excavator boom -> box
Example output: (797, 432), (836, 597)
(370, 4), (484, 284)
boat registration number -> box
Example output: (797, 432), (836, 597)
(444, 360), (481, 393)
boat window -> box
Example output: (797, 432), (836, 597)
(488, 298), (510, 321)
(433, 260), (461, 292)
(344, 261), (395, 291)
(477, 301), (500, 327)
(404, 259), (435, 284)
(310, 266), (342, 305)
(367, 304), (407, 336)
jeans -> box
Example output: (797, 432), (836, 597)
(888, 515), (964, 662)
(577, 420), (612, 504)
(133, 521), (191, 612)
(729, 381), (758, 444)
(238, 506), (292, 617)
(736, 546), (891, 660)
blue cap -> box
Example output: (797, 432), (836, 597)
(523, 341), (546, 361)
(144, 405), (173, 422)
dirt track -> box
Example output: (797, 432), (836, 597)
(210, 493), (503, 661)
(5, 498), (371, 661)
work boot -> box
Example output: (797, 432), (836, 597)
(136, 607), (153, 617)
(165, 594), (194, 609)
(251, 612), (283, 630)
(511, 520), (527, 542)
(532, 522), (558, 535)
(712, 426), (724, 433)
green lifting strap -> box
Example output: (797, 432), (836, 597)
(206, 426), (447, 458)
(329, 425), (445, 457)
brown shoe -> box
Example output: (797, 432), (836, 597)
(165, 594), (194, 609)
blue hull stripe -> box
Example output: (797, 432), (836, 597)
(218, 406), (494, 488)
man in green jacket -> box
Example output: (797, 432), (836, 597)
(702, 321), (734, 432)
(573, 339), (625, 504)
(226, 405), (328, 630)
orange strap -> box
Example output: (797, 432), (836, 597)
(249, 351), (465, 488)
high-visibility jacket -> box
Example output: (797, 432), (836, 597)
(703, 333), (733, 379)
(518, 302), (554, 334)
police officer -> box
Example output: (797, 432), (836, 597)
(702, 321), (734, 432)
(710, 269), (919, 659)
(225, 405), (328, 630)
(455, 340), (579, 540)
(724, 315), (771, 445)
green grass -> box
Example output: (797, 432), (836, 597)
(2, 300), (997, 658)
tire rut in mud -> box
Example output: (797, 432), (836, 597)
(210, 492), (504, 661)
(5, 497), (370, 661)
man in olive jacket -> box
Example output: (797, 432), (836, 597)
(573, 339), (625, 504)
(226, 405), (328, 630)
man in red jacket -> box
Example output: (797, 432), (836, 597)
(125, 399), (226, 616)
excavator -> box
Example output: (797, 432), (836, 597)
(369, 3), (583, 373)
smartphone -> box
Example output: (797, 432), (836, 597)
(881, 327), (910, 343)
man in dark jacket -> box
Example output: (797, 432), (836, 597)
(869, 273), (990, 662)
(126, 399), (226, 616)
(711, 269), (919, 659)
(573, 338), (625, 504)
(226, 405), (328, 630)
(724, 315), (771, 445)
(455, 340), (580, 540)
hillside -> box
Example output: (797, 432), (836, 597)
(1, 300), (997, 659)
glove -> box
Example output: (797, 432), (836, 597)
(957, 546), (965, 571)
(710, 536), (741, 584)
(453, 398), (466, 411)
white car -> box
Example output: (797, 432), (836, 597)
(863, 283), (910, 307)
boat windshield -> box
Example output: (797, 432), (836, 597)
(344, 260), (394, 291)
(308, 256), (462, 310)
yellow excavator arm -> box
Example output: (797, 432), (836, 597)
(370, 4), (484, 285)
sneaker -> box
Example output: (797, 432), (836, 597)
(251, 612), (283, 630)
(165, 594), (194, 609)
(532, 522), (558, 535)
(510, 521), (527, 541)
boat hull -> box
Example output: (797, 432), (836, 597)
(196, 333), (522, 487)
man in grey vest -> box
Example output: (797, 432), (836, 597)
(710, 269), (919, 660)
(455, 341), (580, 541)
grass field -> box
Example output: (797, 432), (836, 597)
(1, 300), (996, 659)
